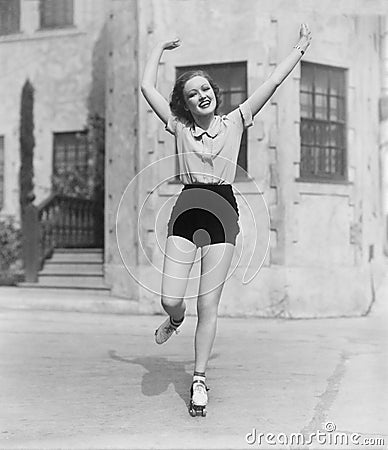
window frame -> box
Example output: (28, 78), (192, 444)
(52, 131), (89, 177)
(298, 62), (348, 183)
(0, 136), (4, 209)
(0, 0), (20, 36)
(174, 61), (249, 180)
(39, 0), (74, 30)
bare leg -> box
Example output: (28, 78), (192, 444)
(194, 243), (235, 373)
(161, 235), (198, 321)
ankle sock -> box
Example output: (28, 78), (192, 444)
(170, 315), (184, 328)
(193, 371), (206, 383)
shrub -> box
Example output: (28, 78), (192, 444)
(0, 217), (23, 285)
(51, 166), (93, 199)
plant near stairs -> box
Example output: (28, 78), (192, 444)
(52, 165), (93, 199)
(0, 217), (23, 285)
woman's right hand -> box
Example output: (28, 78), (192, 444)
(297, 24), (312, 52)
(161, 38), (181, 51)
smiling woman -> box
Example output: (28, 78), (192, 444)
(177, 62), (249, 178)
(174, 72), (219, 123)
(169, 70), (222, 125)
(140, 27), (312, 417)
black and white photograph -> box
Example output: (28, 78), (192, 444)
(0, 0), (387, 449)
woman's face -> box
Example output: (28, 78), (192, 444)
(183, 76), (216, 119)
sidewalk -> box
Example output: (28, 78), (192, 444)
(0, 274), (387, 449)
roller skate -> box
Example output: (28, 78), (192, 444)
(154, 315), (184, 345)
(189, 378), (209, 417)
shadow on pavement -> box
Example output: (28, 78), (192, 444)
(108, 350), (193, 404)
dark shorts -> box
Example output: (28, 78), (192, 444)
(167, 183), (240, 247)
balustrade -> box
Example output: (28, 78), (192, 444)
(22, 194), (103, 282)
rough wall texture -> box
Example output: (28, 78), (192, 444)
(118, 2), (385, 317)
(104, 0), (139, 299)
(0, 0), (107, 217)
(1, 0), (385, 317)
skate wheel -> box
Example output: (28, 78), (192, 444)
(189, 404), (197, 417)
(189, 400), (207, 417)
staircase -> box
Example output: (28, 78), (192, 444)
(21, 248), (109, 291)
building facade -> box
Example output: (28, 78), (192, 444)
(0, 0), (106, 214)
(1, 0), (387, 317)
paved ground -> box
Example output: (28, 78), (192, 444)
(0, 274), (387, 449)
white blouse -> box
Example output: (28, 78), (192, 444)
(165, 101), (254, 184)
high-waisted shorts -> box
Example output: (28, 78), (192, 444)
(167, 183), (240, 247)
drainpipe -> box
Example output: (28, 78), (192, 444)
(380, 15), (388, 254)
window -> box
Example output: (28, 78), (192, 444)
(53, 131), (88, 176)
(40, 0), (73, 29)
(0, 136), (4, 209)
(176, 62), (248, 179)
(299, 62), (347, 181)
(0, 0), (20, 36)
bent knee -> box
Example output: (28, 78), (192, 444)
(161, 295), (183, 309)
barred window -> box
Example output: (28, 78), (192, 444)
(176, 62), (248, 179)
(40, 0), (73, 29)
(300, 63), (347, 181)
(0, 0), (20, 36)
(53, 131), (88, 176)
(0, 136), (4, 209)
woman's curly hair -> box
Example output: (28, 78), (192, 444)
(169, 70), (222, 123)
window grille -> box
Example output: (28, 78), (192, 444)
(300, 62), (347, 181)
(0, 136), (4, 209)
(53, 131), (88, 176)
(40, 0), (73, 29)
(0, 0), (20, 35)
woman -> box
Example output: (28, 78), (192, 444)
(141, 24), (312, 416)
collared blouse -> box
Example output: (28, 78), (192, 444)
(165, 101), (254, 185)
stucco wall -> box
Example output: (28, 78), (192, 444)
(104, 0), (140, 300)
(283, 15), (383, 315)
(1, 0), (384, 317)
(111, 2), (385, 317)
(0, 0), (107, 217)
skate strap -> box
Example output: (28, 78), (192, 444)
(192, 379), (209, 391)
(170, 315), (184, 328)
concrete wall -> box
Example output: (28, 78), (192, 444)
(279, 15), (383, 316)
(0, 0), (107, 218)
(106, 1), (385, 317)
(1, 0), (385, 318)
(104, 0), (140, 301)
(381, 16), (388, 253)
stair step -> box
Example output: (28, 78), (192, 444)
(39, 273), (103, 280)
(41, 262), (103, 275)
(19, 282), (110, 292)
(37, 275), (108, 289)
(54, 248), (103, 253)
(49, 252), (103, 263)
(21, 247), (108, 291)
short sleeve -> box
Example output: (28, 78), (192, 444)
(238, 101), (254, 129)
(165, 115), (179, 135)
(226, 101), (254, 130)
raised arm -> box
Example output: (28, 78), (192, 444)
(141, 38), (181, 125)
(245, 24), (312, 117)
